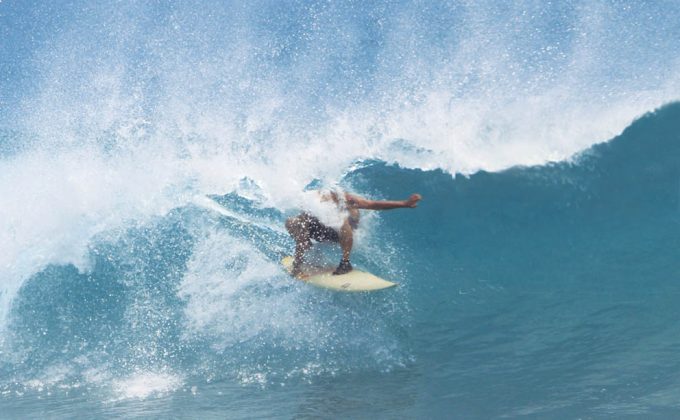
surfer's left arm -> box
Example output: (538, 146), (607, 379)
(345, 193), (421, 210)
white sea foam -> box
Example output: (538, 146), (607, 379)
(110, 371), (183, 400)
(178, 229), (321, 348)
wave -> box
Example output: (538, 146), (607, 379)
(2, 1), (679, 331)
(2, 0), (680, 415)
(2, 101), (678, 412)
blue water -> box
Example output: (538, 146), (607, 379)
(1, 1), (680, 418)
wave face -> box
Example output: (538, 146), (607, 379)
(1, 0), (680, 417)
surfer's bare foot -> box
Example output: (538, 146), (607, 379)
(333, 259), (352, 275)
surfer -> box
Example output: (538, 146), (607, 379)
(285, 190), (422, 276)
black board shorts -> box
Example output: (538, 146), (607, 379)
(300, 213), (340, 243)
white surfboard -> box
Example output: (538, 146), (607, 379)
(281, 256), (397, 292)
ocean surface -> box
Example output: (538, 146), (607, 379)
(1, 1), (680, 418)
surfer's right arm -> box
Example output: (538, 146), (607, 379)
(345, 193), (421, 210)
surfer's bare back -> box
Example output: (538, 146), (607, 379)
(285, 191), (422, 276)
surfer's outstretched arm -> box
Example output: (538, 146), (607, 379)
(345, 193), (422, 210)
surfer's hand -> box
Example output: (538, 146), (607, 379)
(405, 194), (422, 208)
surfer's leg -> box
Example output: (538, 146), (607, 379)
(339, 218), (353, 262)
(292, 240), (311, 275)
(286, 215), (312, 274)
(333, 218), (354, 275)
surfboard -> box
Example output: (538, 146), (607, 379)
(281, 256), (397, 292)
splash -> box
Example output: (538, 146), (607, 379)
(111, 372), (183, 401)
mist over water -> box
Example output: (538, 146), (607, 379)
(1, 0), (680, 417)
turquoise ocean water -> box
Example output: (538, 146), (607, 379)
(1, 1), (680, 418)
